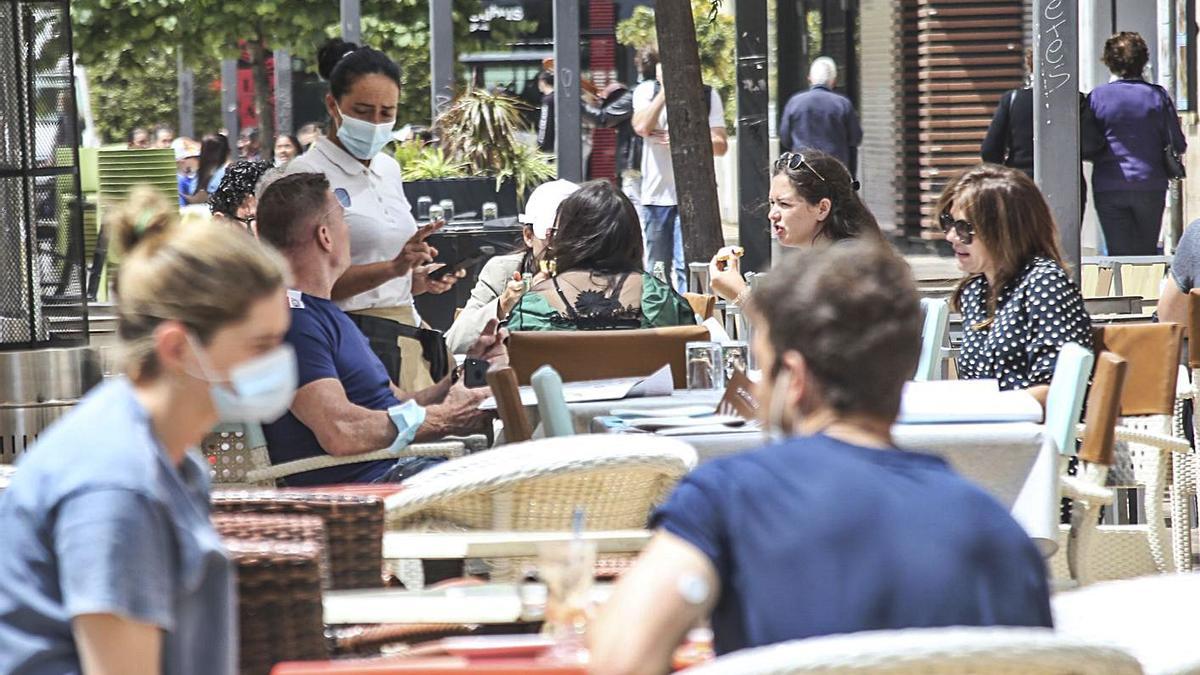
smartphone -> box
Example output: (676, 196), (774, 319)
(461, 357), (490, 388)
(427, 245), (495, 280)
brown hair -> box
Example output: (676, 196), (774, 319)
(938, 164), (1068, 329)
(1102, 32), (1149, 79)
(751, 241), (921, 419)
(549, 180), (644, 275)
(773, 150), (882, 244)
(256, 172), (333, 252)
(108, 186), (288, 380)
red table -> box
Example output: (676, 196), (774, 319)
(271, 656), (585, 674)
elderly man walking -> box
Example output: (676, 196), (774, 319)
(779, 57), (862, 172)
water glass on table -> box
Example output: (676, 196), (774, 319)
(687, 341), (725, 391)
(537, 539), (597, 663)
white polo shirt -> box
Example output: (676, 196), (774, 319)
(286, 136), (418, 314)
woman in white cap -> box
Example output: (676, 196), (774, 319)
(444, 179), (579, 353)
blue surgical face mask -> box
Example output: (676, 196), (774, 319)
(766, 368), (794, 442)
(188, 334), (298, 424)
(335, 105), (394, 160)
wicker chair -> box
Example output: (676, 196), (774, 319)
(1053, 573), (1200, 675)
(683, 292), (718, 321)
(1168, 289), (1200, 573)
(486, 366), (533, 444)
(1088, 323), (1191, 577)
(1060, 352), (1127, 586)
(915, 298), (950, 382)
(200, 421), (478, 488)
(381, 434), (697, 584)
(683, 627), (1143, 675)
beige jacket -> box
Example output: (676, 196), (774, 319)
(444, 252), (524, 354)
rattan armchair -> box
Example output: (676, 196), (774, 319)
(684, 627), (1143, 675)
(381, 434), (698, 585)
(200, 421), (480, 488)
(1087, 324), (1192, 577)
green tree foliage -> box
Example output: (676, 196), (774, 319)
(72, 1), (533, 145)
(615, 1), (736, 129)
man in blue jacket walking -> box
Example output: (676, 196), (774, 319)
(779, 57), (862, 173)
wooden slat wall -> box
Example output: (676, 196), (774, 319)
(897, 0), (1025, 237)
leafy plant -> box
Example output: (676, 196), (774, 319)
(434, 88), (552, 203)
(398, 144), (468, 181)
(615, 2), (737, 130)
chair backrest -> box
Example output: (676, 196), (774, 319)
(383, 434), (699, 531)
(1083, 296), (1142, 316)
(531, 365), (574, 438)
(915, 298), (950, 381)
(1188, 289), (1200, 368)
(1092, 323), (1184, 416)
(1043, 342), (1095, 457)
(1078, 352), (1129, 467)
(486, 366), (533, 443)
(507, 325), (710, 389)
(682, 292), (717, 321)
(684, 627), (1143, 675)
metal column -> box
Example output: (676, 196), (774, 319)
(1159, 0), (1183, 248)
(736, 1), (771, 273)
(275, 50), (293, 135)
(430, 0), (455, 121)
(177, 52), (194, 139)
(341, 0), (362, 44)
(1033, 0), (1081, 274)
(220, 58), (239, 154)
(553, 0), (584, 182)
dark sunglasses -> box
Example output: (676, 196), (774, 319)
(939, 211), (975, 245)
(232, 215), (256, 229)
(774, 152), (826, 182)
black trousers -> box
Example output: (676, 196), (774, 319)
(1094, 189), (1167, 256)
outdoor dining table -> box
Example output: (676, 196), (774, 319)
(272, 656), (586, 674)
(322, 582), (613, 626)
(543, 390), (1061, 557)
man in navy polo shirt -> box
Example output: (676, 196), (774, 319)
(591, 242), (1052, 674)
(256, 172), (503, 486)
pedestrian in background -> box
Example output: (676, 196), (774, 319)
(778, 57), (862, 174)
(1088, 31), (1187, 255)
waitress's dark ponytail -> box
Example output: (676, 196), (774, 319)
(317, 38), (401, 99)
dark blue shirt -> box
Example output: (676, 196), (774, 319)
(263, 292), (399, 485)
(778, 86), (863, 169)
(1089, 79), (1187, 192)
(652, 434), (1052, 655)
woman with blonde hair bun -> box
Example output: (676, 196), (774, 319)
(0, 186), (292, 675)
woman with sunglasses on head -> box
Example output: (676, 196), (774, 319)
(285, 38), (461, 392)
(708, 149), (881, 305)
(0, 187), (291, 675)
(940, 164), (1092, 406)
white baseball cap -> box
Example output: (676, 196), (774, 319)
(520, 179), (580, 239)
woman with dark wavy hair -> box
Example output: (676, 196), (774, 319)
(506, 180), (695, 331)
(708, 149), (881, 305)
(1088, 31), (1187, 254)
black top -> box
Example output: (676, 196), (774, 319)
(957, 257), (1093, 391)
(981, 88), (1035, 175)
(537, 92), (555, 152)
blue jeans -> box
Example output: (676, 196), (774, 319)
(640, 204), (687, 290)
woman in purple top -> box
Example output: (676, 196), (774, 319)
(1088, 32), (1187, 255)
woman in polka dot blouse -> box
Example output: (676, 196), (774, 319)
(938, 164), (1093, 407)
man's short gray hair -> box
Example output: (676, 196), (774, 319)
(809, 57), (837, 87)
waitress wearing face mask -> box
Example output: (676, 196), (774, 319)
(0, 188), (293, 675)
(286, 38), (461, 392)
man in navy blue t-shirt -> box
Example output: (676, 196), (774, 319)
(591, 242), (1052, 673)
(255, 173), (504, 486)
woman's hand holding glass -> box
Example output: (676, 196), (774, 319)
(498, 270), (549, 318)
(708, 246), (748, 302)
(391, 220), (443, 277)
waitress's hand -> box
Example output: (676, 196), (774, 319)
(392, 220), (443, 276)
(709, 246), (748, 302)
(412, 264), (465, 295)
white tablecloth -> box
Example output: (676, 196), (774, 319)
(557, 392), (1060, 556)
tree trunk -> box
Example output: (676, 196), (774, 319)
(248, 38), (274, 152)
(653, 0), (725, 266)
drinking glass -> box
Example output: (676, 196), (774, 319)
(438, 198), (456, 222)
(537, 540), (596, 663)
(686, 341), (725, 391)
(416, 195), (432, 220)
